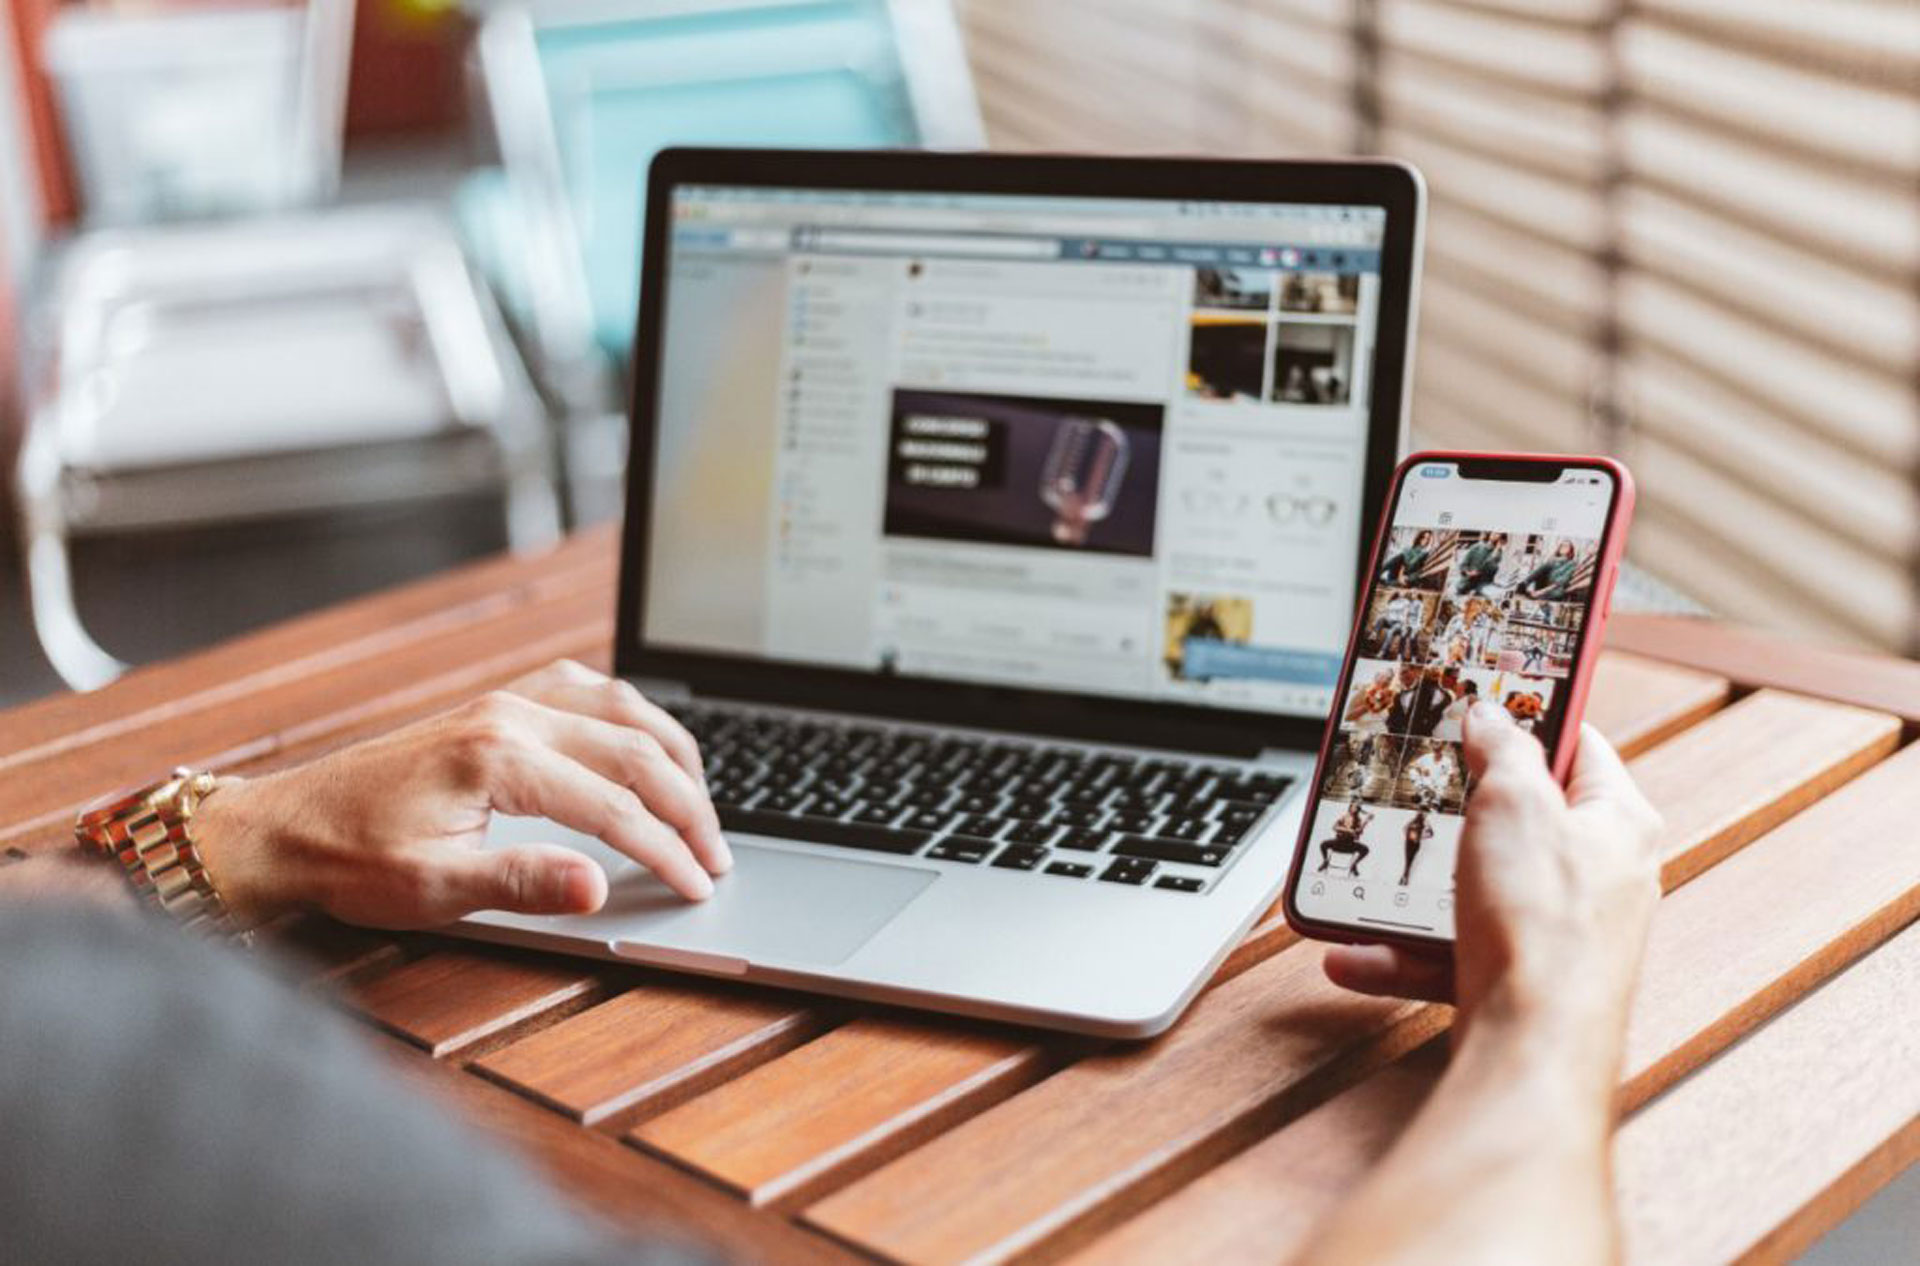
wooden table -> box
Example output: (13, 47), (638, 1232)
(5, 527), (1918, 1265)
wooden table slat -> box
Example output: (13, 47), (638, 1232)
(1610, 611), (1920, 729)
(1586, 648), (1732, 757)
(377, 1031), (861, 1266)
(1070, 725), (1920, 1266)
(1065, 1045), (1453, 1266)
(347, 950), (605, 1059)
(631, 1017), (1055, 1211)
(803, 946), (1444, 1265)
(1621, 737), (1920, 1103)
(1616, 920), (1920, 1266)
(1616, 688), (1899, 888)
(472, 983), (826, 1126)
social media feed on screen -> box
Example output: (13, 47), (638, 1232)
(1293, 464), (1614, 940)
(648, 187), (1399, 736)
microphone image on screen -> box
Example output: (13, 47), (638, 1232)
(1040, 417), (1130, 545)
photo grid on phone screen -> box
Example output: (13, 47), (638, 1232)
(1305, 526), (1602, 912)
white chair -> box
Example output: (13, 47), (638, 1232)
(42, 0), (355, 225)
(16, 0), (562, 690)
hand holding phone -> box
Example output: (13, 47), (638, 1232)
(1283, 451), (1635, 950)
(1321, 710), (1662, 1054)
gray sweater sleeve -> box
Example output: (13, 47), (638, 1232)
(0, 902), (718, 1266)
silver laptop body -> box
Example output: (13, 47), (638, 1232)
(456, 150), (1425, 1038)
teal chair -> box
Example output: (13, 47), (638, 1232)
(464, 0), (984, 473)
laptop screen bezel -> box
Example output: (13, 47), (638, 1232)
(616, 147), (1423, 757)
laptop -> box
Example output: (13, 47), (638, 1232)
(459, 148), (1425, 1037)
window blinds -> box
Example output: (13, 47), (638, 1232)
(953, 0), (1920, 650)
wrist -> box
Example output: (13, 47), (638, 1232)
(191, 774), (315, 928)
(1460, 973), (1632, 1108)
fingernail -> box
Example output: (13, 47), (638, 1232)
(686, 868), (715, 900)
(553, 860), (599, 912)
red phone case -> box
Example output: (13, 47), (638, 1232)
(1281, 449), (1637, 952)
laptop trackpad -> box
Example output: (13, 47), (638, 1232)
(603, 843), (935, 968)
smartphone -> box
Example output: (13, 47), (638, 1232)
(1282, 451), (1635, 950)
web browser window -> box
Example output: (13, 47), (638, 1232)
(643, 185), (1391, 719)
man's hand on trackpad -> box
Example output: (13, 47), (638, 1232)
(184, 659), (731, 930)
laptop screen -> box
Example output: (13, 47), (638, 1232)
(641, 184), (1393, 721)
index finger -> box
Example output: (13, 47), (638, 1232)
(489, 741), (717, 901)
(510, 665), (708, 784)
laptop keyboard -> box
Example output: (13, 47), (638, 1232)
(670, 703), (1294, 894)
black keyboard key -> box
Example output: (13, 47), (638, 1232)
(1155, 875), (1205, 893)
(804, 798), (852, 820)
(992, 844), (1049, 871)
(1218, 801), (1264, 824)
(1055, 827), (1110, 851)
(957, 815), (1009, 839)
(1222, 774), (1292, 804)
(1003, 820), (1059, 847)
(1212, 819), (1254, 845)
(718, 807), (930, 855)
(1007, 799), (1054, 820)
(904, 809), (956, 832)
(1045, 860), (1094, 878)
(756, 790), (805, 813)
(928, 837), (994, 863)
(1107, 811), (1156, 833)
(1049, 806), (1104, 828)
(851, 803), (905, 826)
(956, 794), (1002, 814)
(1159, 817), (1208, 841)
(1112, 835), (1231, 867)
(1100, 857), (1156, 885)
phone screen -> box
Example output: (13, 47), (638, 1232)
(1289, 459), (1619, 941)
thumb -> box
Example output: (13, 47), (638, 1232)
(444, 845), (609, 917)
(1461, 698), (1544, 783)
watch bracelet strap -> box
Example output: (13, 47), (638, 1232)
(75, 778), (243, 940)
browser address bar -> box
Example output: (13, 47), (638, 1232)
(806, 229), (1061, 259)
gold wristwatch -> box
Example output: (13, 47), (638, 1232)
(74, 768), (249, 943)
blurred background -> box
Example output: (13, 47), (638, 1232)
(4, 0), (1915, 708)
(0, 1), (1915, 1255)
